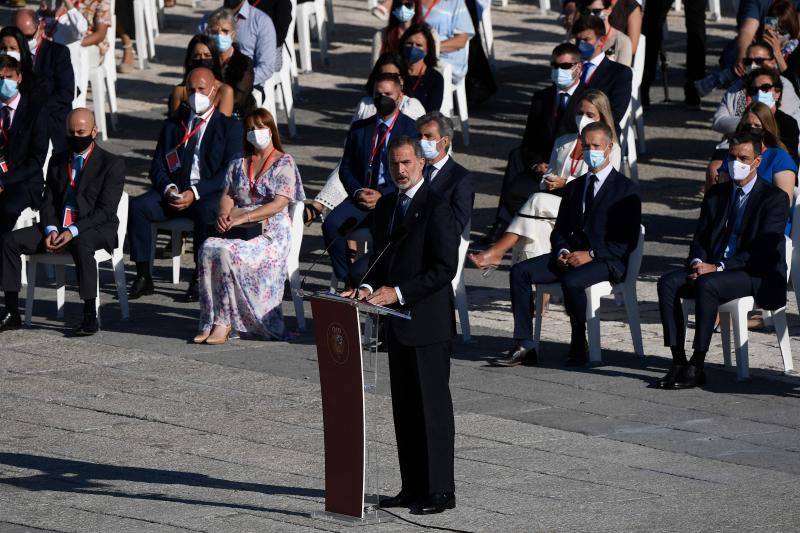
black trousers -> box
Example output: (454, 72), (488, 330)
(657, 268), (753, 353)
(0, 185), (37, 236)
(641, 0), (706, 99)
(387, 328), (455, 497)
(510, 254), (611, 346)
(1, 225), (106, 299)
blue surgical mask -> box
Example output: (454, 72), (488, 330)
(756, 89), (776, 108)
(212, 34), (233, 52)
(584, 149), (606, 169)
(392, 5), (415, 22)
(551, 67), (575, 89)
(404, 45), (426, 65)
(420, 138), (440, 159)
(0, 78), (18, 100)
(577, 40), (596, 61)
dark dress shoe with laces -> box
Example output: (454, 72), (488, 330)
(379, 491), (419, 508)
(72, 316), (99, 336)
(0, 312), (22, 332)
(672, 364), (706, 389)
(128, 276), (154, 300)
(410, 493), (456, 515)
(656, 363), (685, 389)
(493, 346), (537, 367)
(182, 279), (199, 302)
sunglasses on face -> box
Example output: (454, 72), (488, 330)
(744, 57), (769, 66)
(747, 83), (776, 94)
(581, 8), (604, 16)
(551, 61), (578, 69)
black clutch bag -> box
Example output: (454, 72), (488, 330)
(212, 222), (263, 241)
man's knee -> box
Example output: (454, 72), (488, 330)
(694, 274), (720, 299)
(509, 261), (530, 286)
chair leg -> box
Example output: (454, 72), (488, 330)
(314, 0), (328, 65)
(21, 255), (27, 286)
(105, 74), (119, 132)
(532, 286), (544, 351)
(95, 265), (102, 328)
(772, 306), (793, 373)
(453, 274), (470, 342)
(171, 229), (181, 285)
(55, 265), (66, 320)
(622, 286), (644, 357)
(731, 306), (750, 381)
(91, 70), (108, 141)
(626, 124), (638, 182)
(289, 269), (306, 331)
(455, 83), (470, 146)
(24, 260), (37, 326)
(585, 287), (603, 364)
(113, 256), (130, 320)
(719, 311), (732, 368)
(280, 73), (297, 138)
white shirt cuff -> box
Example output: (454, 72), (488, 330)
(353, 188), (364, 200)
(359, 283), (373, 295)
(558, 248), (570, 256)
(67, 225), (79, 238)
(190, 186), (200, 201)
(44, 225), (58, 235)
(690, 258), (702, 266)
(394, 286), (405, 306)
(164, 183), (178, 197)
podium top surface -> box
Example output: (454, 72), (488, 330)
(309, 292), (411, 320)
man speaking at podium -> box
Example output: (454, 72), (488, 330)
(342, 136), (460, 515)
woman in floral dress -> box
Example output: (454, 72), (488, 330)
(195, 109), (305, 345)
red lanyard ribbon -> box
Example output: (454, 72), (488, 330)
(176, 109), (214, 151)
(411, 64), (427, 93)
(369, 110), (400, 170)
(67, 143), (95, 189)
(422, 0), (441, 21)
(248, 147), (277, 194)
(569, 138), (583, 177)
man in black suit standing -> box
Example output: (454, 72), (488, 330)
(0, 108), (125, 335)
(127, 67), (243, 302)
(483, 42), (586, 242)
(343, 136), (459, 515)
(15, 9), (75, 153)
(495, 121), (641, 367)
(0, 54), (48, 237)
(573, 15), (633, 130)
(417, 111), (473, 234)
(656, 133), (789, 389)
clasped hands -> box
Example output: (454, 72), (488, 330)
(340, 286), (398, 306)
(556, 250), (592, 271)
(687, 261), (717, 281)
(215, 207), (250, 234)
(356, 188), (382, 210)
(45, 230), (74, 254)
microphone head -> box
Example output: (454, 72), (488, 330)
(337, 217), (358, 237)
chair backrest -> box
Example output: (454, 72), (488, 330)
(371, 29), (382, 65)
(67, 41), (88, 106)
(116, 191), (129, 251)
(623, 224), (645, 287)
(438, 62), (454, 115)
(286, 201), (305, 277)
(451, 220), (471, 290)
(631, 34), (645, 95)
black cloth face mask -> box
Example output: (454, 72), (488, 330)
(373, 95), (397, 117)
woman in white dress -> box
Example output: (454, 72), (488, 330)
(468, 89), (621, 272)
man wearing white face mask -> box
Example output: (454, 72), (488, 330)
(127, 68), (243, 302)
(656, 132), (790, 390)
(481, 43), (586, 244)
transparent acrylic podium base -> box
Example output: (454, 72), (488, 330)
(310, 506), (394, 525)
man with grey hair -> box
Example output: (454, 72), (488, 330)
(416, 111), (473, 234)
(343, 135), (459, 515)
(494, 121), (641, 368)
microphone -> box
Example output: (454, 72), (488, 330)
(297, 217), (358, 295)
(352, 226), (408, 300)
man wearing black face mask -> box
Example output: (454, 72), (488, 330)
(0, 108), (125, 336)
(322, 73), (418, 286)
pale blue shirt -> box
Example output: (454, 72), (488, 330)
(46, 148), (92, 238)
(424, 0), (475, 83)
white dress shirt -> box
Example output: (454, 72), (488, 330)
(1, 91), (21, 127)
(583, 51), (605, 83)
(428, 154), (450, 183)
(165, 105), (215, 201)
(559, 162), (614, 257)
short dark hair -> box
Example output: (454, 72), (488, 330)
(388, 135), (424, 158)
(373, 72), (403, 91)
(365, 52), (409, 95)
(416, 110), (454, 141)
(0, 54), (21, 75)
(747, 39), (776, 60)
(746, 67), (782, 91)
(729, 131), (764, 156)
(552, 42), (581, 61)
(572, 14), (606, 40)
(580, 120), (613, 145)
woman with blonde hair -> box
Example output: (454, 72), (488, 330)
(469, 90), (622, 305)
(195, 109), (305, 345)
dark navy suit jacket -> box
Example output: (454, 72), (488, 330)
(149, 109), (243, 199)
(550, 168), (641, 283)
(33, 40), (74, 153)
(339, 112), (418, 197)
(586, 56), (633, 129)
(0, 91), (49, 206)
(428, 156), (474, 235)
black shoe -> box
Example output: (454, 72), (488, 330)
(379, 490), (419, 508)
(672, 364), (706, 389)
(182, 279), (199, 302)
(128, 275), (154, 300)
(564, 340), (588, 366)
(0, 312), (21, 332)
(493, 346), (537, 367)
(684, 87), (701, 109)
(410, 493), (456, 515)
(72, 316), (99, 336)
(656, 363), (685, 389)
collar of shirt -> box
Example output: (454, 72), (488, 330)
(377, 112), (398, 128)
(561, 82), (579, 97)
(588, 52), (605, 68)
(72, 143), (93, 161)
(734, 176), (757, 198)
(402, 177), (425, 201)
(188, 105), (215, 127)
(432, 154), (450, 171)
(237, 0), (252, 19)
(2, 92), (21, 112)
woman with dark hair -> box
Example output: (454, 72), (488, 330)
(196, 108), (305, 345)
(206, 8), (256, 118)
(400, 23), (444, 112)
(0, 27), (38, 94)
(764, 0), (800, 94)
(359, 52), (425, 119)
(169, 35), (234, 118)
(745, 68), (799, 161)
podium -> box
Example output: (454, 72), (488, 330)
(308, 292), (409, 523)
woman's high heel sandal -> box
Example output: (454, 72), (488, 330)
(193, 330), (212, 344)
(206, 326), (232, 345)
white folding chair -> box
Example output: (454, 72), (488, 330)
(631, 34), (646, 154)
(88, 0), (119, 141)
(133, 0), (157, 69)
(150, 217), (194, 285)
(533, 225), (646, 364)
(295, 0), (328, 72)
(257, 46), (297, 137)
(287, 201), (306, 330)
(13, 208), (39, 286)
(620, 104), (638, 182)
(24, 192), (130, 326)
(479, 4), (495, 67)
(67, 41), (88, 108)
(436, 44), (470, 146)
(451, 221), (471, 341)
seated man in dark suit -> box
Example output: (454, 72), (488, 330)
(128, 67), (243, 302)
(573, 15), (633, 131)
(0, 108), (125, 336)
(15, 9), (74, 153)
(656, 133), (790, 389)
(417, 111), (473, 235)
(495, 121), (641, 367)
(322, 72), (418, 286)
(0, 54), (48, 236)
(483, 42), (586, 241)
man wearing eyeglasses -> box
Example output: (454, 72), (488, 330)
(481, 42), (587, 243)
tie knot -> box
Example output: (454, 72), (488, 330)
(590, 174), (598, 183)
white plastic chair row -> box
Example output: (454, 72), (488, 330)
(24, 192), (130, 326)
(533, 225), (646, 364)
(295, 0), (328, 72)
(452, 221), (471, 341)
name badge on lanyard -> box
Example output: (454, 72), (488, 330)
(165, 111), (212, 173)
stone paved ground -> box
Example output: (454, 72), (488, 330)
(2, 1), (800, 531)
